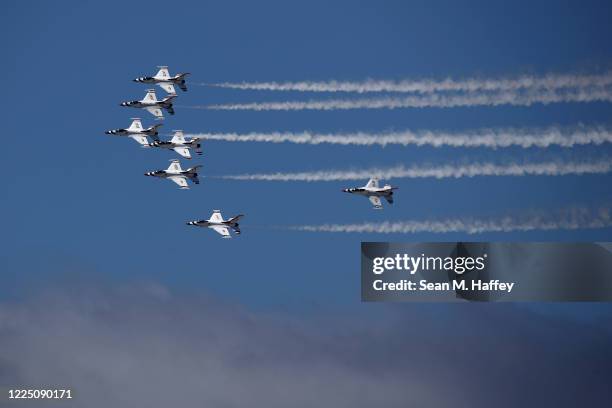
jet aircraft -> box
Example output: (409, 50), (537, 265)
(342, 178), (398, 209)
(133, 66), (190, 94)
(186, 210), (244, 238)
(144, 160), (201, 189)
(105, 118), (162, 145)
(120, 89), (176, 119)
(145, 130), (202, 159)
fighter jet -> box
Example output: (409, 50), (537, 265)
(120, 89), (177, 119)
(186, 210), (244, 238)
(342, 178), (398, 209)
(145, 130), (202, 159)
(105, 118), (162, 146)
(133, 66), (190, 94)
(144, 160), (201, 189)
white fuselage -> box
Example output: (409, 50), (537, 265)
(143, 75), (181, 85)
(145, 169), (182, 179)
(148, 141), (191, 149)
(344, 186), (395, 197)
(106, 128), (154, 136)
(123, 100), (162, 108)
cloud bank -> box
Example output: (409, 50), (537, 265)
(1, 284), (612, 407)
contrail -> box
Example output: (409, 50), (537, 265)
(186, 125), (612, 149)
(203, 88), (612, 111)
(205, 72), (612, 94)
(290, 207), (612, 235)
(218, 159), (612, 182)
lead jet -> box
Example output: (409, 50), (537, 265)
(133, 66), (190, 94)
(144, 160), (201, 189)
(105, 118), (162, 145)
(120, 89), (176, 119)
(342, 178), (398, 209)
(186, 210), (244, 238)
(145, 130), (202, 159)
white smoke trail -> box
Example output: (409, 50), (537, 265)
(186, 126), (612, 149)
(204, 88), (612, 111)
(207, 72), (612, 94)
(219, 159), (612, 182)
(291, 207), (612, 235)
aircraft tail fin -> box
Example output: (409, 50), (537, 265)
(147, 123), (163, 140)
(176, 73), (190, 91)
(163, 93), (177, 102)
(186, 164), (202, 175)
(227, 214), (244, 224)
(186, 164), (202, 184)
(162, 94), (177, 115)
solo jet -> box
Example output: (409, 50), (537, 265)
(133, 66), (190, 94)
(186, 210), (244, 238)
(105, 118), (162, 145)
(144, 160), (201, 189)
(342, 178), (398, 209)
(120, 89), (176, 119)
(145, 130), (202, 159)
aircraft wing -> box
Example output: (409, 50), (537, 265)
(209, 211), (223, 223)
(368, 195), (383, 209)
(211, 225), (231, 238)
(173, 146), (191, 159)
(365, 178), (379, 189)
(145, 106), (163, 118)
(129, 135), (149, 146)
(158, 82), (176, 94)
(168, 175), (189, 189)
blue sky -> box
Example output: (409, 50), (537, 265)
(1, 0), (611, 312)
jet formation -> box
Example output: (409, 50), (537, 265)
(106, 67), (400, 237)
(106, 66), (243, 238)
